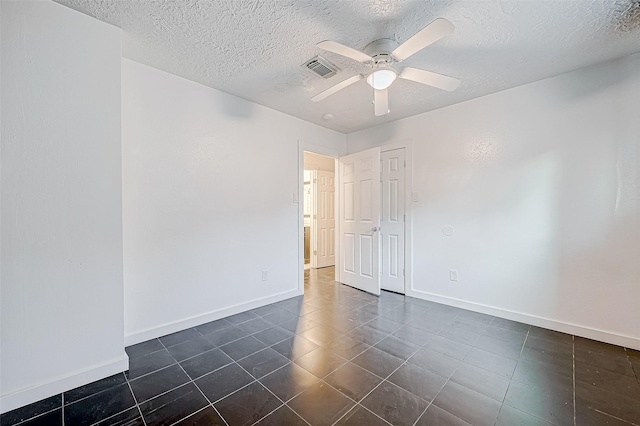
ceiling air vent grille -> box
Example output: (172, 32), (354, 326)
(303, 56), (338, 78)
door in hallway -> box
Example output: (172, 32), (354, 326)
(315, 170), (335, 268)
(338, 147), (381, 295)
(380, 148), (406, 293)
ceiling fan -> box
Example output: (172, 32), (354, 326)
(311, 18), (461, 116)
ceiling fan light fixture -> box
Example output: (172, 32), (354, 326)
(366, 69), (397, 90)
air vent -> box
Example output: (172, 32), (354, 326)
(302, 56), (338, 78)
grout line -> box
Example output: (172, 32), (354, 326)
(124, 378), (148, 426)
(61, 392), (64, 426)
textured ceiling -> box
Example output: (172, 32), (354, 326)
(56, 0), (640, 133)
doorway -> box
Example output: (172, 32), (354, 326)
(297, 141), (412, 298)
(303, 152), (337, 272)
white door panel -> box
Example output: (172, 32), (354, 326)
(316, 169), (335, 268)
(381, 148), (406, 293)
(339, 148), (381, 295)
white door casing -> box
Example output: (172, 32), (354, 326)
(315, 170), (336, 268)
(380, 148), (406, 293)
(338, 147), (381, 295)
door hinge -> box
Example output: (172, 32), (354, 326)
(403, 268), (405, 276)
(403, 214), (406, 222)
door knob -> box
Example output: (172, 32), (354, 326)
(371, 226), (380, 232)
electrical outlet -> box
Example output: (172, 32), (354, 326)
(450, 270), (458, 281)
(262, 270), (268, 281)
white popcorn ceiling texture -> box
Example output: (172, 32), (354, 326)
(56, 0), (640, 133)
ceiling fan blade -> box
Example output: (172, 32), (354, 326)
(374, 88), (389, 116)
(311, 75), (364, 102)
(392, 18), (454, 61)
(317, 40), (372, 63)
(399, 67), (461, 91)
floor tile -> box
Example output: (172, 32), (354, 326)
(457, 311), (494, 325)
(504, 380), (574, 425)
(288, 381), (355, 426)
(575, 381), (640, 423)
(129, 364), (190, 403)
(524, 335), (573, 359)
(422, 333), (472, 360)
(528, 327), (573, 345)
(63, 373), (127, 404)
(575, 404), (635, 426)
(374, 335), (419, 360)
(255, 405), (308, 426)
(351, 346), (404, 378)
(323, 334), (371, 360)
(512, 359), (573, 397)
(252, 304), (285, 317)
(483, 325), (527, 345)
(237, 347), (290, 379)
(271, 335), (319, 360)
(205, 325), (249, 346)
(349, 324), (389, 346)
(173, 406), (226, 425)
(263, 309), (298, 325)
(575, 348), (635, 377)
(214, 381), (282, 426)
(179, 348), (233, 379)
(575, 360), (640, 399)
(450, 362), (510, 402)
(364, 317), (404, 334)
(392, 325), (433, 346)
(495, 405), (553, 426)
(127, 348), (176, 379)
(225, 311), (259, 325)
(139, 383), (208, 426)
(93, 407), (143, 425)
(159, 328), (202, 348)
(408, 347), (461, 378)
(294, 346), (347, 378)
(416, 404), (472, 426)
(464, 347), (517, 378)
(387, 362), (447, 402)
(361, 380), (428, 426)
(433, 381), (502, 426)
(64, 383), (136, 426)
(237, 317), (274, 335)
(125, 339), (164, 360)
(279, 317), (318, 334)
(0, 394), (61, 426)
(475, 334), (523, 360)
(252, 326), (294, 346)
(166, 335), (216, 362)
(299, 324), (343, 346)
(490, 317), (531, 334)
(219, 335), (267, 361)
(15, 408), (63, 426)
(259, 362), (319, 401)
(194, 362), (254, 403)
(194, 318), (233, 335)
(324, 362), (382, 401)
(334, 405), (391, 426)
(438, 325), (482, 346)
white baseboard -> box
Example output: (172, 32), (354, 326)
(406, 289), (640, 351)
(0, 354), (129, 414)
(125, 289), (303, 346)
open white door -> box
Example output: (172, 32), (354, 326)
(315, 170), (336, 268)
(338, 148), (381, 295)
(381, 148), (406, 293)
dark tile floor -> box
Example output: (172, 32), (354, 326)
(3, 267), (640, 426)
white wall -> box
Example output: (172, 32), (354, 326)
(122, 59), (346, 344)
(348, 54), (640, 349)
(1, 0), (125, 413)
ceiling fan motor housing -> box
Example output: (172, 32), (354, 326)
(364, 38), (400, 65)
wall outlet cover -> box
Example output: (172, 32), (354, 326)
(450, 270), (458, 281)
(262, 271), (268, 281)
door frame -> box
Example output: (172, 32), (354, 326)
(297, 139), (413, 297)
(379, 140), (414, 296)
(298, 141), (342, 294)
